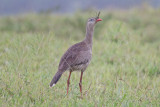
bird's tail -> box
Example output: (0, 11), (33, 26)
(50, 71), (63, 87)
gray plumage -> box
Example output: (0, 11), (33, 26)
(50, 15), (102, 88)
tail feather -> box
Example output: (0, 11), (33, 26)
(50, 71), (63, 87)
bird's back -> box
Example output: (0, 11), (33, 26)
(58, 41), (92, 72)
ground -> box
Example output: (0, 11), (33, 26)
(0, 8), (160, 106)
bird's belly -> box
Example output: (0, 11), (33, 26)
(70, 61), (90, 71)
(68, 50), (92, 72)
(72, 64), (86, 71)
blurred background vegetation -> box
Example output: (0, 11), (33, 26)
(0, 6), (160, 43)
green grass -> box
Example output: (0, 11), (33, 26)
(0, 8), (160, 106)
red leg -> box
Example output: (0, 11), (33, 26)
(67, 71), (72, 95)
(79, 71), (83, 96)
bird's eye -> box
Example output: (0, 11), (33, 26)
(90, 19), (94, 21)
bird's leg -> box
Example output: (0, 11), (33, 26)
(79, 71), (83, 97)
(67, 71), (72, 95)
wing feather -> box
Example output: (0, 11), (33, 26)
(58, 41), (91, 70)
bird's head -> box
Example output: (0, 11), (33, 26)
(87, 12), (102, 30)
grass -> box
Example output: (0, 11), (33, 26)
(0, 8), (160, 106)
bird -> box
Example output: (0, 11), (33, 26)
(50, 12), (102, 96)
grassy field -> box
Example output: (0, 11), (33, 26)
(0, 8), (160, 106)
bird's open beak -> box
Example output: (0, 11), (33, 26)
(96, 18), (102, 22)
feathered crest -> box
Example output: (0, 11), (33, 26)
(96, 11), (100, 19)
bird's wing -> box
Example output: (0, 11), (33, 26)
(58, 42), (90, 70)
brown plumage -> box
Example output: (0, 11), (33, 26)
(50, 12), (102, 96)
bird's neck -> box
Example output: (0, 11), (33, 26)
(84, 25), (94, 47)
